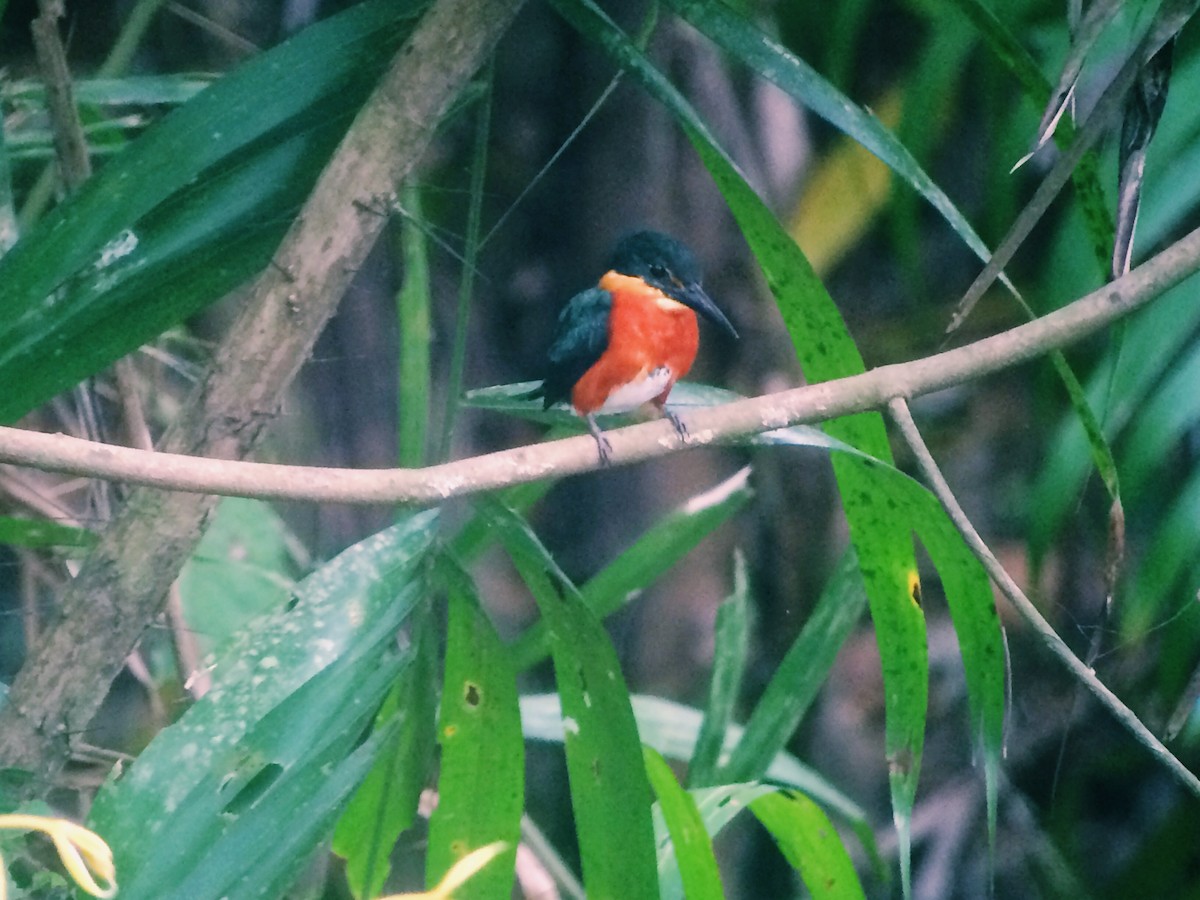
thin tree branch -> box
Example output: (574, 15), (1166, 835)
(1, 222), (1199, 505)
(886, 397), (1200, 799)
(0, 0), (526, 778)
(30, 0), (92, 190)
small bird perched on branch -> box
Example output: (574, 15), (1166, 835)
(531, 230), (738, 464)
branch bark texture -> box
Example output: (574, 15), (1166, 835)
(0, 0), (525, 777)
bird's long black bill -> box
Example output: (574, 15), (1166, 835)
(682, 284), (738, 339)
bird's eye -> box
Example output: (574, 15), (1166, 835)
(649, 263), (669, 279)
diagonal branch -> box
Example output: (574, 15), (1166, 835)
(886, 397), (1200, 799)
(0, 0), (525, 778)
(1, 221), (1199, 505)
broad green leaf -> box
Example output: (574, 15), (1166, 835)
(483, 499), (659, 899)
(751, 790), (867, 900)
(425, 559), (523, 899)
(694, 100), (926, 898)
(0, 515), (95, 549)
(333, 600), (438, 900)
(93, 644), (405, 900)
(88, 511), (438, 889)
(509, 466), (752, 670)
(722, 550), (866, 785)
(519, 693), (868, 833)
(644, 746), (723, 900)
(690, 551), (751, 788)
(0, 0), (424, 423)
(177, 498), (297, 657)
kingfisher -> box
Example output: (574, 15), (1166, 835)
(532, 230), (738, 464)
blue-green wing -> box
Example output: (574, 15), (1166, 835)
(539, 287), (612, 408)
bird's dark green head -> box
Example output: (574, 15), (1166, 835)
(608, 231), (738, 338)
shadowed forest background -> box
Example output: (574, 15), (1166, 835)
(1, 0), (1199, 898)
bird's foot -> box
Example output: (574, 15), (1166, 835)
(585, 415), (613, 467)
(664, 408), (689, 441)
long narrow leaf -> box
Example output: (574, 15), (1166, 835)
(654, 783), (777, 900)
(690, 551), (751, 787)
(509, 467), (752, 670)
(425, 558), (523, 898)
(644, 746), (724, 900)
(397, 184), (433, 469)
(722, 550), (866, 784)
(751, 790), (867, 900)
(483, 499), (659, 899)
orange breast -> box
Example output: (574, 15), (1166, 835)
(571, 271), (700, 415)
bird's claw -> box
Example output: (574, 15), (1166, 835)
(585, 415), (614, 467)
(664, 409), (689, 441)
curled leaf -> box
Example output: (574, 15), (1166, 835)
(0, 814), (116, 898)
(380, 841), (508, 900)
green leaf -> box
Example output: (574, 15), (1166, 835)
(654, 783), (777, 900)
(333, 601), (438, 900)
(690, 551), (751, 787)
(878, 469), (1005, 852)
(397, 184), (433, 469)
(0, 0), (424, 422)
(94, 644), (405, 900)
(483, 499), (659, 899)
(440, 70), (492, 462)
(509, 466), (751, 670)
(88, 511), (438, 893)
(0, 515), (95, 549)
(177, 498), (297, 658)
(3, 75), (216, 107)
(425, 558), (523, 899)
(643, 745), (724, 900)
(751, 790), (867, 900)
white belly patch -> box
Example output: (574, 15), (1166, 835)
(598, 366), (674, 413)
